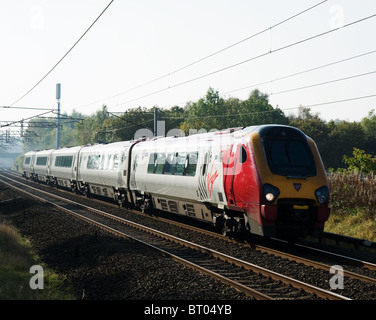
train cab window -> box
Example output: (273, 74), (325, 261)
(260, 127), (316, 177)
(24, 157), (31, 165)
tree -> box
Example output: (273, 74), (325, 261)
(74, 105), (111, 144)
(181, 87), (227, 132)
(289, 107), (331, 166)
(361, 109), (376, 138)
(22, 118), (56, 152)
(327, 120), (366, 169)
(181, 88), (289, 133)
(239, 89), (289, 126)
(360, 109), (376, 154)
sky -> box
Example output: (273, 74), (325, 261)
(1, 0), (376, 138)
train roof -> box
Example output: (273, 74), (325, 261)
(135, 124), (300, 148)
(80, 140), (133, 152)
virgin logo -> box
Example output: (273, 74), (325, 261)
(207, 164), (219, 196)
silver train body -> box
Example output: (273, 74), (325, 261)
(22, 125), (330, 238)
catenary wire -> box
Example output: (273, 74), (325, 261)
(78, 0), (328, 109)
(9, 0), (115, 107)
(223, 49), (376, 95)
(113, 13), (376, 109)
(270, 70), (376, 96)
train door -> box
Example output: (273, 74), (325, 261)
(223, 141), (253, 207)
(30, 154), (35, 173)
(222, 144), (236, 205)
(231, 143), (248, 206)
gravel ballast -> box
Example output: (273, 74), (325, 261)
(2, 177), (376, 302)
(0, 182), (252, 301)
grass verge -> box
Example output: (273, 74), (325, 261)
(0, 222), (76, 300)
(324, 208), (376, 243)
(327, 173), (376, 243)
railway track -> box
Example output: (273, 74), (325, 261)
(0, 171), (351, 300)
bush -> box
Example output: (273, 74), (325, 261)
(342, 148), (376, 175)
(0, 222), (75, 300)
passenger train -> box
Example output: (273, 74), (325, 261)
(22, 125), (330, 240)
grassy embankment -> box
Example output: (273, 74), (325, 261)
(325, 173), (376, 242)
(0, 222), (76, 300)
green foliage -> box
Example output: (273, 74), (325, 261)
(22, 110), (84, 152)
(361, 109), (376, 138)
(343, 148), (376, 174)
(19, 87), (376, 171)
(181, 88), (288, 133)
(290, 107), (331, 163)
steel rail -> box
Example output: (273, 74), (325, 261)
(4, 170), (375, 286)
(0, 174), (272, 300)
(0, 172), (350, 300)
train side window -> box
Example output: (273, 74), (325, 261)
(155, 153), (166, 174)
(185, 152), (198, 176)
(87, 155), (100, 169)
(113, 154), (119, 169)
(87, 155), (93, 169)
(99, 154), (105, 170)
(239, 145), (247, 164)
(148, 153), (157, 173)
(202, 153), (208, 176)
(175, 153), (187, 175)
(164, 153), (177, 175)
(55, 156), (73, 167)
(36, 156), (47, 166)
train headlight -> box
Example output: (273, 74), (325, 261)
(315, 186), (329, 204)
(263, 183), (280, 203)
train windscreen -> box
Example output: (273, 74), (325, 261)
(260, 126), (317, 178)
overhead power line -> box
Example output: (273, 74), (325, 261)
(271, 70), (376, 96)
(0, 106), (56, 111)
(81, 0), (327, 109)
(9, 0), (115, 107)
(114, 13), (376, 108)
(224, 49), (376, 95)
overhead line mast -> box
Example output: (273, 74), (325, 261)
(56, 83), (61, 149)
